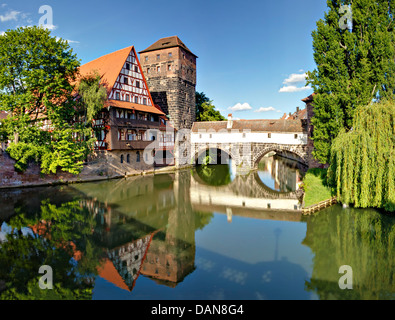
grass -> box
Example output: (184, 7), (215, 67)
(302, 168), (333, 207)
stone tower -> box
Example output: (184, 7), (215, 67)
(139, 36), (197, 130)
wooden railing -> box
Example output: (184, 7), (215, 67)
(302, 197), (337, 215)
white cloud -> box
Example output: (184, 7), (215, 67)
(228, 103), (253, 112)
(254, 106), (276, 113)
(279, 85), (312, 93)
(0, 31), (4, 36)
(40, 23), (57, 31)
(0, 10), (20, 22)
(283, 73), (307, 85)
(279, 72), (312, 93)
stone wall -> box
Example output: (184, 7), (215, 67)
(140, 47), (196, 131)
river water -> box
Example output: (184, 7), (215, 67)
(0, 155), (394, 300)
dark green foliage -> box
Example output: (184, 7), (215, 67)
(327, 100), (395, 211)
(307, 0), (395, 163)
(195, 92), (225, 122)
(0, 27), (105, 175)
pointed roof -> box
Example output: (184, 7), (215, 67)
(79, 46), (133, 94)
(139, 36), (197, 58)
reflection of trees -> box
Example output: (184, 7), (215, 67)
(195, 164), (232, 186)
(0, 200), (104, 300)
(303, 206), (395, 300)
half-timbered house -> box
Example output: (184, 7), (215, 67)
(80, 46), (175, 169)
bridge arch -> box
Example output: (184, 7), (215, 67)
(252, 144), (308, 168)
(193, 145), (236, 166)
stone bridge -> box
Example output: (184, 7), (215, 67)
(176, 116), (313, 170)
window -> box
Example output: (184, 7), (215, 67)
(116, 92), (120, 100)
(145, 56), (148, 62)
(135, 66), (138, 72)
(126, 63), (130, 70)
(135, 96), (138, 103)
(143, 98), (147, 105)
(126, 94), (130, 102)
(243, 133), (246, 138)
(147, 68), (150, 74)
(118, 129), (126, 141)
(156, 54), (160, 60)
(168, 52), (172, 58)
(124, 77), (128, 85)
(168, 65), (171, 71)
(136, 151), (140, 162)
(136, 81), (140, 88)
(267, 203), (271, 209)
(127, 154), (130, 163)
(294, 134), (298, 139)
(268, 133), (271, 138)
(157, 66), (161, 73)
(120, 154), (124, 164)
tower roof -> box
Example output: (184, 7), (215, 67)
(139, 36), (197, 58)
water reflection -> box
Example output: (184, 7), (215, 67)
(0, 162), (394, 300)
(303, 206), (395, 300)
(257, 154), (306, 192)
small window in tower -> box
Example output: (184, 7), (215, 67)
(126, 63), (130, 70)
(124, 77), (128, 85)
(157, 66), (161, 73)
(168, 65), (171, 71)
(147, 68), (150, 74)
(145, 56), (148, 62)
(156, 54), (160, 60)
(168, 52), (172, 58)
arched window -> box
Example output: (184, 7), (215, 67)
(136, 151), (140, 163)
(127, 154), (130, 163)
(120, 154), (124, 164)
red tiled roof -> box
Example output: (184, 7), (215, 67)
(0, 111), (9, 120)
(192, 119), (305, 133)
(79, 46), (132, 95)
(139, 36), (197, 58)
(302, 93), (316, 103)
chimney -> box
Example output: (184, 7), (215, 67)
(227, 113), (233, 129)
(296, 107), (300, 112)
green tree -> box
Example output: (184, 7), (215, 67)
(0, 27), (105, 174)
(327, 100), (395, 212)
(307, 0), (395, 164)
(195, 92), (225, 121)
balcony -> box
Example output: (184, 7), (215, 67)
(116, 140), (155, 150)
(113, 118), (161, 129)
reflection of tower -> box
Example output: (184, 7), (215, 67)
(274, 228), (282, 261)
(141, 170), (196, 285)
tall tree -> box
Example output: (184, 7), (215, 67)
(0, 27), (105, 174)
(195, 92), (225, 122)
(307, 0), (395, 164)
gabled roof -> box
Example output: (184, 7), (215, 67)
(139, 36), (197, 58)
(80, 46), (133, 94)
(79, 46), (166, 116)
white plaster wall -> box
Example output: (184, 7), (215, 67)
(191, 131), (307, 145)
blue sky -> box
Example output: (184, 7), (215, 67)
(0, 0), (328, 119)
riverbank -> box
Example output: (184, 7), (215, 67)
(0, 151), (187, 190)
(301, 168), (335, 214)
